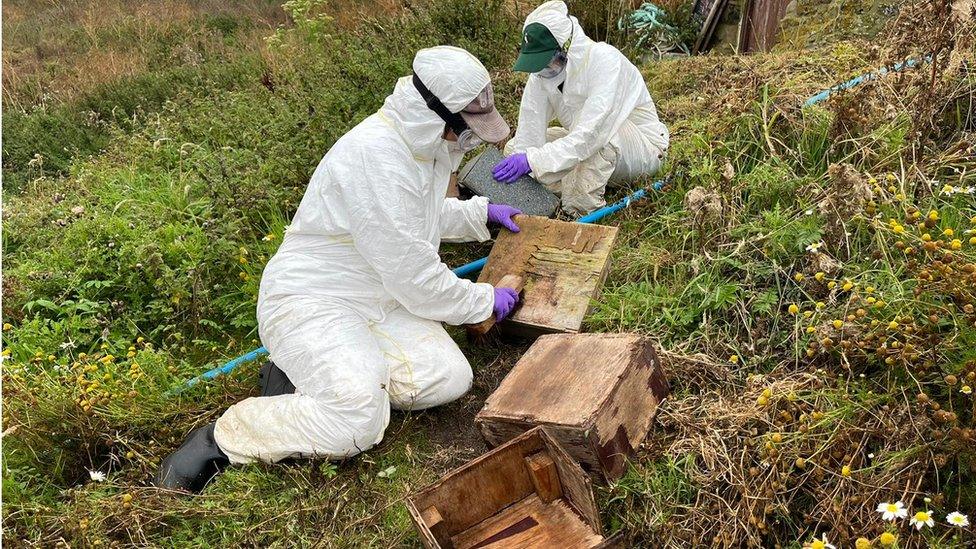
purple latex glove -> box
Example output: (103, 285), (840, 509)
(492, 152), (531, 183)
(492, 287), (520, 322)
(487, 203), (522, 233)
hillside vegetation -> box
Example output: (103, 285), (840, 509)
(2, 0), (974, 547)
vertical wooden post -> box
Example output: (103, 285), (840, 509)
(422, 506), (453, 548)
(524, 452), (562, 503)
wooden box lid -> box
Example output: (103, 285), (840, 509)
(406, 427), (611, 549)
(478, 333), (647, 426)
(476, 215), (618, 336)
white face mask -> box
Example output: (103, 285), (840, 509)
(537, 51), (567, 79)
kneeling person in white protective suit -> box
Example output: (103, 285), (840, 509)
(154, 46), (522, 492)
(492, 0), (670, 216)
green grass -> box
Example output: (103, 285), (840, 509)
(3, 0), (976, 546)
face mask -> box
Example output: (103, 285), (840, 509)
(456, 130), (484, 152)
(537, 51), (567, 79)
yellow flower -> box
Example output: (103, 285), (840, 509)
(970, 237), (976, 245)
(865, 286), (875, 293)
(795, 273), (805, 282)
(888, 320), (899, 330)
(827, 281), (837, 289)
(842, 465), (851, 477)
(951, 239), (962, 250)
(928, 210), (939, 221)
(789, 304), (799, 315)
(855, 538), (873, 549)
(892, 224), (905, 234)
(875, 300), (885, 309)
(866, 297), (876, 304)
(757, 395), (769, 406)
(886, 173), (896, 182)
(922, 233), (932, 242)
(729, 354), (739, 364)
(807, 326), (816, 333)
(1, 349), (10, 357)
(814, 272), (825, 281)
(136, 337), (145, 343)
(2, 323), (11, 331)
(842, 282), (854, 291)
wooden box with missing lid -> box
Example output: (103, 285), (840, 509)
(475, 333), (669, 481)
(476, 215), (618, 338)
(406, 426), (620, 549)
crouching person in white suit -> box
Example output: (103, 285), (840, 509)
(154, 46), (522, 492)
(492, 0), (670, 216)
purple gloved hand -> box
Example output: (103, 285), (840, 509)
(487, 203), (522, 233)
(492, 152), (531, 183)
(492, 287), (520, 322)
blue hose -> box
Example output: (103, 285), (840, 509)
(179, 181), (666, 389)
(803, 56), (930, 107)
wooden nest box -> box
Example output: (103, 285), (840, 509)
(406, 427), (618, 548)
(476, 333), (669, 481)
(476, 215), (618, 337)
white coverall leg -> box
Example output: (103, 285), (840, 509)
(214, 297), (472, 464)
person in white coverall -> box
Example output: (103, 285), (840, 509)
(154, 46), (522, 492)
(492, 0), (670, 216)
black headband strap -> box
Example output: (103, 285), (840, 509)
(412, 73), (469, 137)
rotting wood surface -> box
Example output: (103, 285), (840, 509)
(477, 215), (618, 336)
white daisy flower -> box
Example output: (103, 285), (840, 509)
(877, 501), (907, 521)
(805, 241), (823, 254)
(910, 510), (935, 530)
(947, 512), (970, 527)
(808, 534), (836, 549)
(88, 469), (106, 482)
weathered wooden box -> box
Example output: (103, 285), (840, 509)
(406, 427), (618, 549)
(476, 215), (618, 337)
(476, 333), (669, 481)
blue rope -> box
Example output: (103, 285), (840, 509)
(178, 180), (667, 389)
(803, 55), (931, 107)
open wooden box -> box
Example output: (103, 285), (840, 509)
(476, 333), (669, 481)
(406, 427), (618, 548)
(476, 215), (618, 337)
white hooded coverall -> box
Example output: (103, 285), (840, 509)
(213, 47), (496, 464)
(505, 0), (670, 215)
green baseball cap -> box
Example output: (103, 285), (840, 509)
(514, 22), (560, 73)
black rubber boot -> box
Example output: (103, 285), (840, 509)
(259, 361), (296, 397)
(153, 423), (229, 492)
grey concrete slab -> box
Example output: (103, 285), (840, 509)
(458, 147), (560, 218)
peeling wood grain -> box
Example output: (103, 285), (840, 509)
(477, 215), (617, 336)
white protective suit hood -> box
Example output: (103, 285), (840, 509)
(382, 46), (493, 160)
(508, 1), (670, 184)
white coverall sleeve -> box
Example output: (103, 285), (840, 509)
(506, 77), (552, 154)
(439, 196), (491, 243)
(339, 165), (494, 326)
(525, 52), (628, 178)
